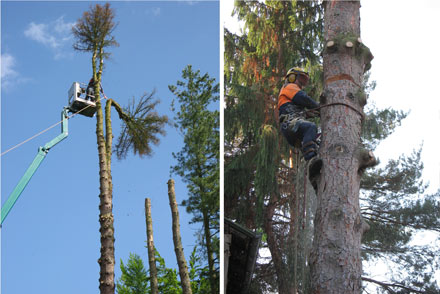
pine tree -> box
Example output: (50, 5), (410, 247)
(224, 1), (323, 293)
(169, 65), (220, 294)
(116, 254), (149, 294)
(72, 4), (167, 293)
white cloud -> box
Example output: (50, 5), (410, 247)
(1, 53), (30, 90)
(54, 16), (75, 35)
(24, 22), (60, 48)
(1, 53), (18, 79)
(24, 16), (76, 59)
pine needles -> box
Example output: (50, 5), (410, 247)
(255, 124), (280, 223)
(115, 91), (168, 159)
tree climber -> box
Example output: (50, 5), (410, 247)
(278, 67), (320, 160)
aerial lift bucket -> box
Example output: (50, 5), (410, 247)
(67, 82), (97, 117)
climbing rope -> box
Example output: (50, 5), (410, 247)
(305, 101), (365, 120)
(302, 160), (309, 230)
(1, 91), (109, 157)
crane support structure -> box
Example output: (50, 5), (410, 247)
(1, 107), (69, 225)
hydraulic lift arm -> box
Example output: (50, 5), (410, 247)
(1, 108), (69, 225)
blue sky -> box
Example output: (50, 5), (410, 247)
(1, 1), (219, 293)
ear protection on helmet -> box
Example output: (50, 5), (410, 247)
(287, 73), (297, 83)
(285, 67), (309, 84)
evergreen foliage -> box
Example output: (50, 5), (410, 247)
(169, 65), (219, 294)
(72, 3), (119, 54)
(116, 248), (211, 294)
(188, 247), (211, 294)
(117, 254), (149, 294)
(115, 91), (168, 159)
(224, 1), (323, 293)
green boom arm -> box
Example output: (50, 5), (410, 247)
(1, 108), (69, 225)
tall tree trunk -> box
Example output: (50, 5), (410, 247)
(96, 89), (115, 294)
(199, 174), (217, 294)
(264, 199), (294, 294)
(145, 198), (159, 294)
(202, 208), (217, 294)
(167, 179), (193, 294)
(95, 50), (115, 294)
(310, 1), (373, 293)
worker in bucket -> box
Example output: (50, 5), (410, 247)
(86, 77), (102, 102)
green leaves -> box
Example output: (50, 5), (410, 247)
(116, 254), (149, 294)
(116, 249), (213, 294)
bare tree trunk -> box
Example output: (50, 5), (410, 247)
(264, 197), (296, 294)
(94, 52), (115, 294)
(310, 1), (373, 293)
(199, 177), (217, 294)
(167, 179), (193, 294)
(145, 198), (159, 294)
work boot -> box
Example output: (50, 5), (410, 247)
(302, 141), (317, 161)
(308, 157), (322, 192)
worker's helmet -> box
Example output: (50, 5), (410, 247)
(285, 67), (309, 83)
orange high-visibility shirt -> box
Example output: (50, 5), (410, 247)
(277, 83), (301, 110)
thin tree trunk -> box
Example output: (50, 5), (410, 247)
(310, 1), (373, 293)
(198, 174), (217, 294)
(264, 198), (295, 294)
(96, 82), (115, 294)
(202, 208), (217, 294)
(167, 179), (192, 294)
(95, 50), (115, 294)
(145, 198), (159, 294)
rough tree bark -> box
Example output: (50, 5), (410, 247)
(145, 198), (159, 294)
(94, 49), (116, 294)
(310, 1), (374, 293)
(167, 179), (193, 294)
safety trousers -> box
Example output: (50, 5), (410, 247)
(281, 118), (318, 160)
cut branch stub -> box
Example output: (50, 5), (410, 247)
(357, 148), (377, 172)
(323, 33), (374, 73)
